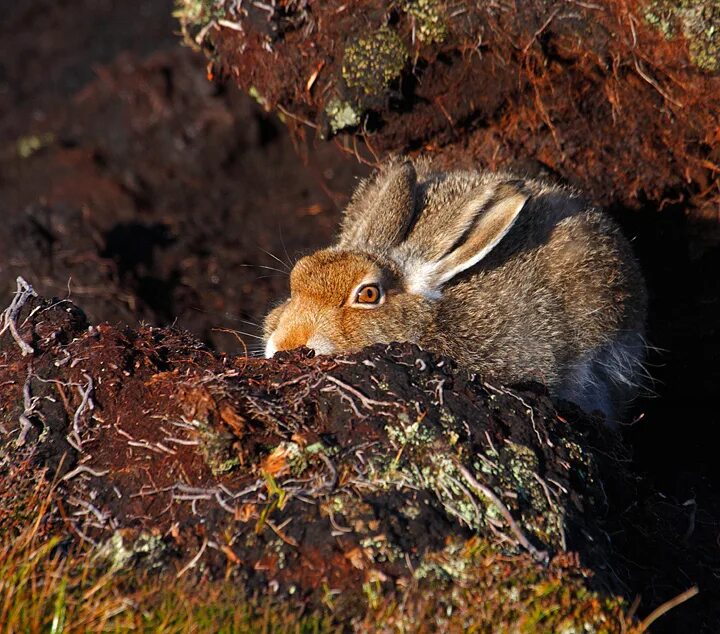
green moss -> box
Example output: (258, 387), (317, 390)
(197, 421), (239, 476)
(369, 539), (637, 632)
(644, 0), (720, 72)
(248, 86), (271, 111)
(173, 0), (224, 27)
(342, 26), (408, 96)
(403, 0), (448, 44)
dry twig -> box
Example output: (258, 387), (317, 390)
(455, 462), (549, 564)
(1, 277), (37, 356)
(638, 586), (699, 632)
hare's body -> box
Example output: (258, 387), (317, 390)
(264, 159), (647, 421)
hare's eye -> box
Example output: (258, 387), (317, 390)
(355, 284), (382, 305)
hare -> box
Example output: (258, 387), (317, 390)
(264, 158), (647, 421)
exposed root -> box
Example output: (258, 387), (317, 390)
(1, 277), (38, 357)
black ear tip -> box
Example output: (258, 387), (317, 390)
(398, 159), (417, 182)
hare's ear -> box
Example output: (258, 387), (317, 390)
(410, 182), (527, 293)
(338, 160), (417, 252)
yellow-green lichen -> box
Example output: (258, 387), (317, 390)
(196, 421), (239, 476)
(248, 86), (271, 112)
(16, 133), (55, 159)
(403, 0), (448, 44)
(324, 98), (362, 133)
(385, 411), (436, 449)
(413, 538), (477, 582)
(174, 0), (226, 46)
(360, 533), (404, 564)
(481, 442), (567, 549)
(644, 0), (720, 72)
(174, 0), (224, 27)
(97, 531), (168, 572)
(381, 414), (567, 550)
(342, 26), (409, 96)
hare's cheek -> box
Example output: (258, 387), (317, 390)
(263, 302), (288, 339)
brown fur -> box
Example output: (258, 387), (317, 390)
(264, 157), (647, 421)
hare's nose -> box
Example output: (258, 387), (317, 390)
(265, 329), (335, 358)
(264, 328), (310, 358)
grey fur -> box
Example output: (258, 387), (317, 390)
(265, 158), (648, 422)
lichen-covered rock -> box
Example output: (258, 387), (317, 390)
(403, 0), (449, 44)
(342, 26), (408, 97)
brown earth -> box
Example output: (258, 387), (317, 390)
(0, 0), (719, 631)
(0, 291), (628, 618)
(202, 0), (720, 234)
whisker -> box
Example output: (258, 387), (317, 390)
(259, 248), (291, 272)
(190, 307), (262, 329)
(212, 328), (265, 341)
(234, 318), (262, 328)
(254, 274), (288, 281)
(278, 225), (294, 269)
(239, 264), (288, 276)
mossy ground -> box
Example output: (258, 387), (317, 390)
(0, 293), (642, 632)
(0, 475), (334, 633)
(0, 464), (637, 633)
(644, 0), (720, 72)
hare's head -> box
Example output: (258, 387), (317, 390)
(263, 159), (528, 358)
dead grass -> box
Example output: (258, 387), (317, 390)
(0, 466), (335, 633)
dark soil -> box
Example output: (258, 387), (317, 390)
(0, 292), (629, 623)
(204, 1), (720, 231)
(0, 0), (366, 353)
(0, 0), (719, 631)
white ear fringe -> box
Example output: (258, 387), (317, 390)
(433, 193), (527, 287)
(401, 192), (527, 297)
(433, 214), (516, 287)
(405, 260), (443, 299)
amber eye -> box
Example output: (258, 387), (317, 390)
(355, 284), (382, 305)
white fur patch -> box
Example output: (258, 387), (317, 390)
(306, 333), (335, 355)
(558, 332), (648, 424)
(264, 332), (278, 358)
(404, 260), (442, 299)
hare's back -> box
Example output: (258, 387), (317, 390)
(431, 189), (645, 378)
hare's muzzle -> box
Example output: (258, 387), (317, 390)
(264, 307), (337, 358)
